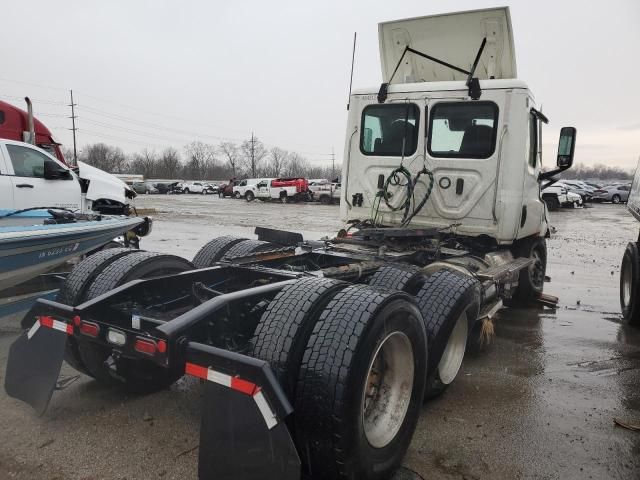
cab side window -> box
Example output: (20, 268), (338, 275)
(528, 112), (538, 168)
(360, 104), (419, 156)
(6, 144), (49, 177)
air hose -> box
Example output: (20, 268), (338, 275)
(373, 164), (434, 228)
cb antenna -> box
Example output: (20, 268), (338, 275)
(347, 32), (357, 111)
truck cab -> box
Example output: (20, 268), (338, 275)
(0, 139), (134, 214)
(341, 7), (575, 247)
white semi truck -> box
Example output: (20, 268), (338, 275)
(5, 7), (576, 480)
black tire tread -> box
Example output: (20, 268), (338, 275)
(250, 277), (347, 398)
(192, 236), (245, 268)
(85, 251), (192, 299)
(368, 263), (425, 295)
(621, 242), (640, 326)
(295, 285), (396, 479)
(415, 270), (481, 398)
(57, 248), (137, 306)
(221, 239), (274, 260)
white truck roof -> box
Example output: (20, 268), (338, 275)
(378, 6), (516, 83)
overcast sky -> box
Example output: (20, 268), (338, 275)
(1, 0), (638, 169)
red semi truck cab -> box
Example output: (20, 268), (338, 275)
(0, 99), (67, 165)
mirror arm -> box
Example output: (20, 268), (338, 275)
(539, 164), (571, 182)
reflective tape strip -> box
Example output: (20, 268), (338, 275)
(27, 321), (41, 340)
(32, 316), (73, 337)
(253, 389), (277, 430)
(184, 362), (277, 429)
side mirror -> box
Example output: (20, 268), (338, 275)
(44, 160), (71, 180)
(557, 127), (577, 169)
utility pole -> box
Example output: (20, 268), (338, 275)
(68, 90), (78, 165)
(250, 132), (256, 177)
(331, 147), (335, 180)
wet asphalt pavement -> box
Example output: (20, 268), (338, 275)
(0, 196), (638, 479)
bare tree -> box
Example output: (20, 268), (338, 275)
(241, 134), (267, 177)
(266, 147), (289, 177)
(218, 141), (241, 178)
(184, 141), (217, 179)
(81, 143), (128, 173)
(283, 152), (309, 177)
(158, 147), (181, 178)
(130, 148), (158, 179)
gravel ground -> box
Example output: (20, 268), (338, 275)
(0, 196), (638, 479)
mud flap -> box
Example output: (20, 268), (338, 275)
(4, 324), (67, 415)
(199, 382), (299, 479)
(185, 342), (300, 480)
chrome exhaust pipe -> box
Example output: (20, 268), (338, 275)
(24, 97), (35, 145)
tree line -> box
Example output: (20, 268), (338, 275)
(557, 163), (634, 181)
(66, 136), (340, 182)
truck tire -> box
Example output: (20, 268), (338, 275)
(280, 193), (288, 203)
(510, 236), (547, 303)
(319, 194), (331, 205)
(250, 278), (347, 399)
(78, 252), (193, 392)
(543, 195), (560, 211)
(57, 248), (139, 374)
(234, 191), (241, 199)
(621, 242), (640, 326)
(295, 285), (427, 479)
(192, 236), (246, 268)
(245, 191), (255, 201)
(184, 188), (190, 194)
(368, 263), (425, 295)
(415, 270), (481, 400)
(221, 239), (275, 260)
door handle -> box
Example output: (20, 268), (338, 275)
(16, 184), (34, 188)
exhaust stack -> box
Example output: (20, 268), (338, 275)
(23, 97), (35, 145)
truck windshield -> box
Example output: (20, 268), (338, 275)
(428, 102), (498, 159)
(360, 104), (419, 156)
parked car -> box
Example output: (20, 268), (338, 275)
(181, 181), (209, 194)
(556, 180), (593, 202)
(202, 183), (218, 195)
(132, 182), (159, 194)
(541, 184), (582, 210)
(592, 184), (631, 203)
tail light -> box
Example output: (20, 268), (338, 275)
(80, 321), (99, 337)
(134, 338), (157, 355)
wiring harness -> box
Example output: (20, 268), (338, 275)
(372, 164), (434, 228)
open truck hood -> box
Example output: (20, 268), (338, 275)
(379, 6), (517, 83)
(77, 161), (135, 204)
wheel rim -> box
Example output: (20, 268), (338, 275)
(613, 195), (620, 204)
(622, 256), (632, 309)
(529, 247), (545, 291)
(361, 331), (414, 449)
(437, 312), (468, 385)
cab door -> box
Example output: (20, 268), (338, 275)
(424, 100), (501, 224)
(0, 146), (14, 209)
(3, 142), (81, 211)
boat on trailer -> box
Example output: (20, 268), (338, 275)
(0, 208), (150, 292)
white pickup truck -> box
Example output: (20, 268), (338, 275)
(0, 139), (135, 214)
(309, 180), (341, 204)
(232, 178), (268, 200)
